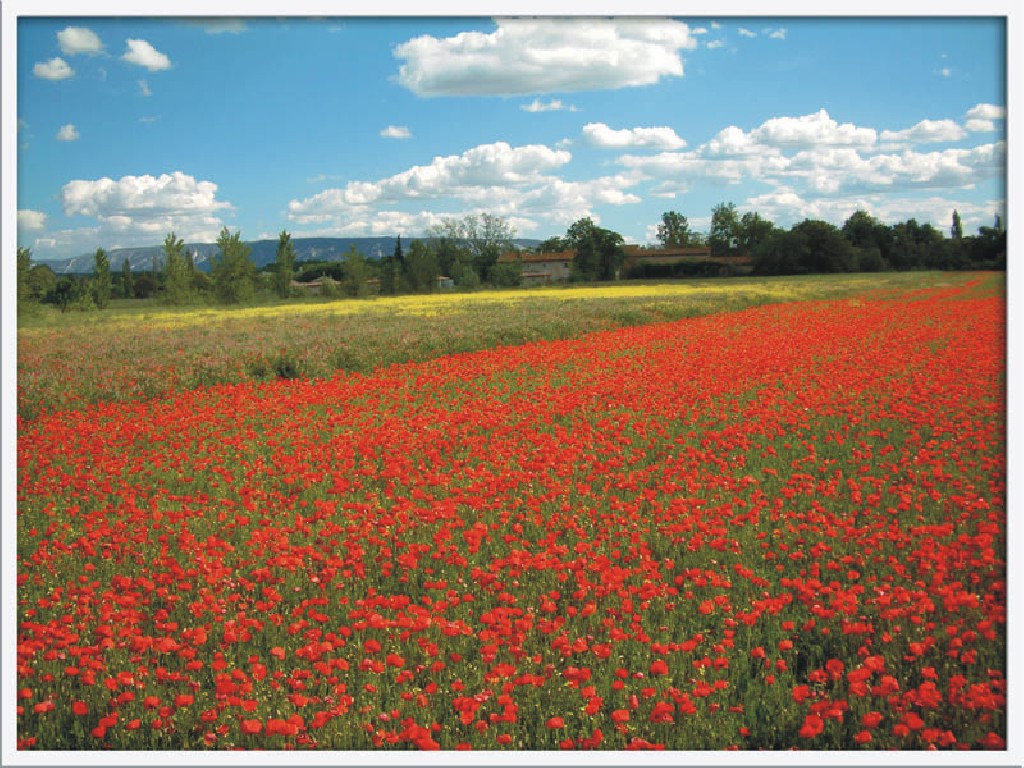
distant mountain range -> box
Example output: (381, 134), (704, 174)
(38, 237), (543, 274)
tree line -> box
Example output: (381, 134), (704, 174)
(651, 204), (1006, 275)
(17, 204), (1006, 314)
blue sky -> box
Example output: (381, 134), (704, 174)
(14, 14), (1008, 260)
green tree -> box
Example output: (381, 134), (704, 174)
(163, 232), (191, 305)
(656, 211), (695, 248)
(425, 214), (515, 285)
(737, 212), (775, 254)
(708, 202), (741, 257)
(566, 217), (625, 281)
(17, 247), (32, 305)
(790, 219), (857, 272)
(274, 230), (296, 299)
(405, 239), (440, 292)
(27, 264), (58, 301)
(951, 209), (963, 240)
(489, 255), (523, 287)
(842, 210), (894, 268)
(92, 247), (112, 309)
(122, 257), (135, 299)
(211, 228), (256, 303)
(536, 236), (566, 253)
(53, 277), (76, 313)
(341, 246), (369, 297)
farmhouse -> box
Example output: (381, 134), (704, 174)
(290, 279), (324, 296)
(496, 250), (574, 285)
(498, 245), (753, 283)
(623, 245), (753, 278)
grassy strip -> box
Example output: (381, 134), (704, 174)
(17, 272), (988, 421)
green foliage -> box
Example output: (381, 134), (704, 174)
(737, 211), (775, 254)
(18, 247), (32, 304)
(536, 236), (566, 253)
(91, 248), (112, 309)
(754, 220), (856, 275)
(426, 213), (515, 284)
(708, 202), (741, 257)
(26, 264), (58, 301)
(489, 256), (523, 288)
(404, 240), (439, 293)
(656, 211), (697, 248)
(274, 230), (297, 298)
(566, 217), (624, 281)
(121, 258), (135, 299)
(211, 228), (256, 303)
(341, 246), (369, 297)
(162, 233), (191, 305)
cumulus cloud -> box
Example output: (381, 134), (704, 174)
(752, 109), (877, 148)
(381, 125), (412, 139)
(738, 28), (757, 38)
(122, 39), (172, 71)
(395, 18), (696, 97)
(767, 27), (787, 40)
(56, 124), (80, 141)
(614, 106), (1004, 218)
(57, 26), (104, 55)
(34, 57), (74, 80)
(18, 210), (48, 231)
(289, 142), (572, 222)
(522, 98), (578, 112)
(965, 103), (1005, 132)
(880, 119), (966, 145)
(966, 103), (1006, 121)
(288, 140), (643, 235)
(706, 40), (725, 50)
(966, 118), (995, 132)
(38, 172), (232, 256)
(582, 122), (686, 151)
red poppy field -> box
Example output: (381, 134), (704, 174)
(16, 275), (1006, 751)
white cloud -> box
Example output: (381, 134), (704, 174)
(706, 40), (725, 50)
(614, 108), (1003, 210)
(57, 26), (104, 55)
(18, 210), (47, 231)
(939, 67), (952, 77)
(34, 57), (74, 80)
(767, 28), (787, 40)
(288, 141), (644, 235)
(582, 122), (686, 151)
(738, 28), (757, 38)
(380, 125), (412, 139)
(56, 124), (80, 142)
(880, 119), (966, 145)
(965, 119), (995, 132)
(122, 39), (172, 71)
(522, 98), (578, 112)
(289, 142), (572, 221)
(966, 103), (1006, 121)
(752, 109), (877, 148)
(139, 79), (151, 96)
(37, 172), (232, 257)
(691, 27), (708, 35)
(395, 18), (696, 97)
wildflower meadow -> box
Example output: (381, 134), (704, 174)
(16, 273), (1005, 751)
